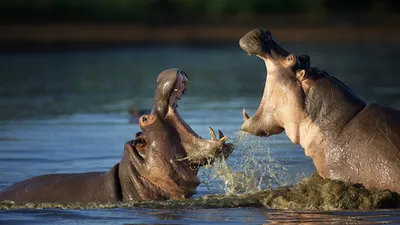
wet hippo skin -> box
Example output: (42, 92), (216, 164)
(239, 28), (400, 193)
(0, 69), (233, 203)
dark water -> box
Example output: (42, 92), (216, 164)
(0, 43), (400, 224)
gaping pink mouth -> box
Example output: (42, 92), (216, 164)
(169, 70), (188, 110)
(139, 68), (233, 166)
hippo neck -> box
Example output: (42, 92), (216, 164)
(299, 76), (366, 154)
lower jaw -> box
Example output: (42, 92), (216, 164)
(166, 106), (200, 138)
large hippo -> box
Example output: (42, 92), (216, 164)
(239, 29), (400, 193)
(0, 69), (233, 203)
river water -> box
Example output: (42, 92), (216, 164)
(0, 43), (400, 224)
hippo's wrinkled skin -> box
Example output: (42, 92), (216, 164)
(0, 69), (233, 203)
(239, 29), (400, 193)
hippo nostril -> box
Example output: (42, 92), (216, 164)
(142, 116), (148, 123)
(262, 30), (272, 39)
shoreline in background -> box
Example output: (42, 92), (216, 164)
(1, 23), (399, 52)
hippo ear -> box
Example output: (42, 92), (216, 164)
(296, 69), (307, 81)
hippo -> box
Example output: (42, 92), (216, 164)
(239, 29), (400, 193)
(0, 69), (233, 203)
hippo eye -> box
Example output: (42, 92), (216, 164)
(132, 137), (147, 159)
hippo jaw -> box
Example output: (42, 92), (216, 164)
(153, 69), (234, 166)
(239, 29), (308, 143)
(122, 69), (233, 200)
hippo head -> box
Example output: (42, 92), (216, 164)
(238, 29), (318, 143)
(239, 29), (367, 145)
(120, 69), (233, 201)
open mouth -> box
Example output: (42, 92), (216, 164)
(169, 70), (188, 110)
(131, 68), (231, 167)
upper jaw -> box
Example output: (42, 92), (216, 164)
(169, 70), (188, 110)
(154, 69), (188, 118)
(239, 28), (289, 61)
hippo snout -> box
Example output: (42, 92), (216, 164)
(239, 28), (289, 59)
(239, 29), (272, 55)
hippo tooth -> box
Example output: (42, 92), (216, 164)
(242, 108), (250, 121)
(220, 136), (228, 143)
(174, 88), (179, 92)
(174, 156), (189, 162)
(218, 130), (225, 139)
(209, 127), (217, 140)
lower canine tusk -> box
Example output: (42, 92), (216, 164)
(218, 130), (224, 139)
(209, 127), (217, 140)
(242, 108), (250, 121)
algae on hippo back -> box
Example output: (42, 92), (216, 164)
(1, 172), (398, 210)
(238, 28), (400, 194)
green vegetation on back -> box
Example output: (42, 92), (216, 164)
(1, 172), (398, 210)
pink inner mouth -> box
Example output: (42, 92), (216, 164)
(169, 71), (188, 110)
(166, 71), (199, 138)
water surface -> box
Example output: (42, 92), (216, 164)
(1, 43), (400, 224)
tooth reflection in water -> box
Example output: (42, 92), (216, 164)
(200, 131), (288, 195)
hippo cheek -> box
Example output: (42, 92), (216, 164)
(133, 133), (200, 199)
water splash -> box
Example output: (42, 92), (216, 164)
(201, 131), (287, 195)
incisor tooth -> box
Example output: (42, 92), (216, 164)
(220, 136), (228, 143)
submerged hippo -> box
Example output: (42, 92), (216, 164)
(239, 29), (400, 193)
(0, 69), (233, 203)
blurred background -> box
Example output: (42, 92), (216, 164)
(1, 0), (400, 50)
(0, 0), (399, 120)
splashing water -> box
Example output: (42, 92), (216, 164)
(201, 131), (288, 195)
